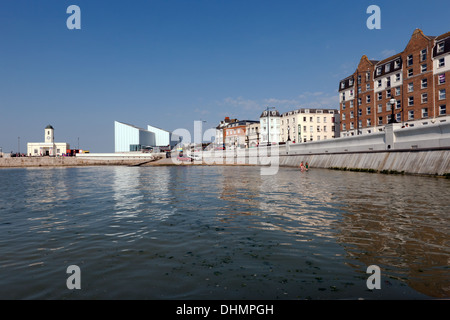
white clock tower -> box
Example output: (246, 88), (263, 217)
(45, 125), (54, 143)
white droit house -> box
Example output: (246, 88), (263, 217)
(27, 125), (70, 156)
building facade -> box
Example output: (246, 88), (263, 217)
(260, 109), (281, 145)
(114, 121), (155, 152)
(215, 117), (237, 149)
(245, 121), (260, 148)
(27, 125), (70, 156)
(224, 120), (259, 149)
(339, 29), (450, 137)
(280, 108), (340, 143)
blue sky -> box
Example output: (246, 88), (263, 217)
(1, 0), (449, 153)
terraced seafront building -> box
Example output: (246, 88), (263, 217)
(339, 29), (450, 137)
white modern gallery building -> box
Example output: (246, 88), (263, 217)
(114, 121), (179, 152)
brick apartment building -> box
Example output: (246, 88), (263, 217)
(339, 29), (450, 137)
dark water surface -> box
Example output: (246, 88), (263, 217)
(0, 166), (448, 299)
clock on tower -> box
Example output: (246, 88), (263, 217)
(45, 125), (54, 143)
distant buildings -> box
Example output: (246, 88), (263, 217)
(339, 29), (450, 137)
(215, 107), (340, 149)
(114, 121), (178, 152)
(27, 125), (70, 156)
(260, 109), (281, 145)
(280, 108), (340, 143)
(224, 120), (259, 149)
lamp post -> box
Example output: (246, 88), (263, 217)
(287, 126), (291, 142)
(389, 98), (397, 124)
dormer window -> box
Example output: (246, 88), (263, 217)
(437, 42), (445, 53)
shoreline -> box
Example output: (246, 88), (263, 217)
(1, 155), (449, 179)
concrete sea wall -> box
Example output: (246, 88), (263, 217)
(278, 150), (450, 176)
(0, 156), (159, 168)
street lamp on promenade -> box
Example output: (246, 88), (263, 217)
(287, 126), (291, 142)
(389, 98), (397, 124)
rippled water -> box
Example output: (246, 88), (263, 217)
(0, 166), (448, 299)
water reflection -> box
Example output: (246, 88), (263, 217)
(0, 166), (448, 299)
(332, 172), (450, 298)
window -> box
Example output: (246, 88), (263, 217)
(317, 117), (320, 123)
(310, 126), (313, 132)
(323, 117), (327, 123)
(350, 122), (354, 130)
(439, 74), (446, 85)
(386, 77), (391, 87)
(439, 89), (446, 100)
(367, 119), (372, 127)
(385, 64), (391, 73)
(376, 67), (381, 76)
(407, 55), (413, 66)
(437, 42), (445, 53)
(323, 126), (327, 132)
(421, 78), (428, 89)
(377, 92), (382, 100)
(303, 126), (307, 132)
(396, 113), (401, 123)
(378, 104), (382, 113)
(349, 78), (354, 86)
(386, 115), (392, 123)
(366, 95), (371, 103)
(395, 59), (401, 69)
(420, 49), (427, 62)
(378, 117), (383, 125)
(438, 58), (445, 68)
(395, 73), (401, 82)
(422, 108), (428, 118)
(386, 90), (391, 98)
(421, 64), (427, 73)
(358, 120), (362, 129)
(342, 102), (345, 110)
(341, 82), (345, 89)
(377, 79), (382, 87)
(386, 102), (391, 111)
(408, 83), (414, 92)
(358, 109), (362, 117)
(366, 106), (371, 115)
(408, 69), (413, 77)
(366, 83), (370, 90)
(408, 110), (414, 120)
(350, 111), (354, 119)
(408, 97), (414, 106)
(366, 72), (371, 81)
(396, 100), (401, 109)
(358, 86), (361, 94)
(342, 123), (346, 131)
(303, 116), (307, 121)
(357, 75), (361, 84)
(421, 93), (428, 104)
(350, 100), (354, 108)
(317, 125), (320, 132)
(395, 87), (401, 96)
(439, 105), (446, 116)
(358, 98), (362, 106)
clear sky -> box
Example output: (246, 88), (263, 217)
(1, 0), (449, 153)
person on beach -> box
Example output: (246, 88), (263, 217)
(305, 162), (309, 171)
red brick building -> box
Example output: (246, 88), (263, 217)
(339, 29), (449, 137)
